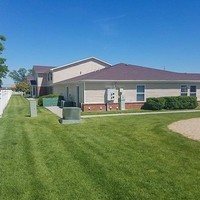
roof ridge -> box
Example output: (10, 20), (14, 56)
(51, 57), (112, 71)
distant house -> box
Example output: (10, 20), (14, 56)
(30, 65), (54, 97)
(29, 57), (200, 111)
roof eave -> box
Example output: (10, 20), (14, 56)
(51, 57), (112, 71)
(53, 79), (200, 85)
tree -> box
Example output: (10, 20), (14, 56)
(0, 35), (9, 87)
(15, 81), (30, 93)
(9, 68), (32, 84)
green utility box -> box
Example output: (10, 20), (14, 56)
(43, 97), (59, 107)
(60, 107), (81, 124)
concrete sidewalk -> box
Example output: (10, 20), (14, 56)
(46, 106), (62, 118)
(45, 106), (200, 119)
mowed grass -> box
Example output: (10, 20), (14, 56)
(1, 96), (200, 200)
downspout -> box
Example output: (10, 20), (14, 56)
(83, 81), (85, 111)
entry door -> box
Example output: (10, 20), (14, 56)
(76, 86), (80, 107)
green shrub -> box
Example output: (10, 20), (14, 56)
(38, 94), (64, 106)
(143, 97), (165, 110)
(164, 96), (197, 110)
(143, 96), (197, 110)
(164, 97), (179, 110)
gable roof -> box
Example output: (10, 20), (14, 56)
(51, 57), (112, 71)
(33, 65), (54, 73)
(55, 63), (200, 85)
(26, 74), (34, 81)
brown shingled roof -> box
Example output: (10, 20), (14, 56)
(33, 65), (54, 73)
(55, 63), (200, 85)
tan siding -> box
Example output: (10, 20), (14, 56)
(85, 82), (105, 103)
(85, 82), (136, 103)
(146, 83), (200, 101)
(53, 85), (65, 96)
(53, 61), (107, 83)
(53, 83), (84, 104)
(85, 82), (200, 104)
(146, 83), (179, 98)
(85, 90), (106, 103)
(197, 84), (200, 100)
(54, 81), (200, 106)
(85, 82), (119, 103)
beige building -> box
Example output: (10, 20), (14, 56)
(53, 63), (200, 111)
(29, 58), (200, 111)
(30, 57), (111, 97)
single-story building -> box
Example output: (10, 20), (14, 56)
(53, 63), (200, 111)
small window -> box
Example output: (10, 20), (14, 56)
(181, 85), (188, 96)
(190, 85), (196, 96)
(137, 85), (145, 101)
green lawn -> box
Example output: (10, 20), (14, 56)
(1, 95), (200, 200)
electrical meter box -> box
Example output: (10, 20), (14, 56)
(107, 89), (115, 101)
(29, 99), (37, 117)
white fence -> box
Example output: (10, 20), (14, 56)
(0, 90), (13, 118)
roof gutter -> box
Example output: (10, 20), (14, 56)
(53, 79), (200, 85)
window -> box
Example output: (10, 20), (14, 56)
(181, 85), (188, 96)
(47, 72), (52, 81)
(190, 85), (196, 96)
(137, 85), (145, 101)
(50, 73), (52, 81)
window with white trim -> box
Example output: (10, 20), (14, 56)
(190, 85), (196, 96)
(181, 85), (188, 96)
(137, 85), (145, 101)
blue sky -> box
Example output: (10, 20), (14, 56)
(1, 0), (200, 86)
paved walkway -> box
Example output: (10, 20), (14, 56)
(45, 106), (200, 119)
(46, 106), (63, 118)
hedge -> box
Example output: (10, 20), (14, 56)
(143, 96), (198, 110)
(142, 97), (165, 110)
(38, 94), (64, 106)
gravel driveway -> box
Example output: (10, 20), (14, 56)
(168, 118), (200, 141)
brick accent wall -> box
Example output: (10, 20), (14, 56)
(82, 101), (199, 112)
(125, 102), (144, 109)
(82, 102), (145, 112)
